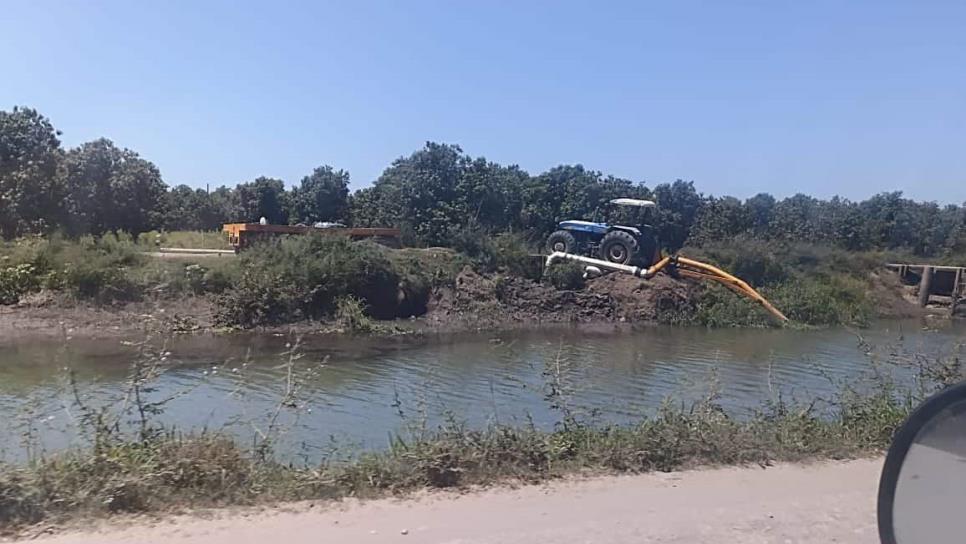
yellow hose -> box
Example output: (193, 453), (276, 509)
(644, 256), (672, 278)
(674, 256), (789, 323)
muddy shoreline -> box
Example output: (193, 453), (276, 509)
(0, 270), (703, 341)
(0, 298), (656, 342)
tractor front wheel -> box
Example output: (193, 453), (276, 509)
(547, 230), (578, 254)
(599, 230), (639, 265)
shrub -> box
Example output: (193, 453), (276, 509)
(335, 296), (374, 333)
(60, 261), (141, 302)
(677, 241), (885, 328)
(215, 236), (403, 327)
(0, 264), (40, 304)
(685, 240), (789, 287)
(0, 234), (145, 303)
(544, 262), (586, 290)
(767, 275), (873, 326)
(201, 261), (240, 294)
(39, 235), (143, 302)
(687, 283), (770, 328)
(390, 248), (466, 290)
(450, 228), (540, 280)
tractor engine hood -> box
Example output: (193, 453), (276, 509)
(558, 220), (609, 234)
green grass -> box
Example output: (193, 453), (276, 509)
(0, 377), (921, 531)
(138, 230), (232, 250)
(0, 234), (145, 303)
(0, 233), (243, 305)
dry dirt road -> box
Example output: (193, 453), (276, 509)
(31, 459), (882, 544)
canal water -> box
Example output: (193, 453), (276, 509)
(0, 320), (963, 463)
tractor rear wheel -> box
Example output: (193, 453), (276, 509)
(547, 230), (578, 254)
(599, 230), (639, 265)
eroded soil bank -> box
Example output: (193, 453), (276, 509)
(0, 266), (925, 340)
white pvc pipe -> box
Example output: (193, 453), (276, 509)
(545, 251), (651, 278)
(158, 247), (235, 255)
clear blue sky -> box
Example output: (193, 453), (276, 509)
(3, 1), (965, 203)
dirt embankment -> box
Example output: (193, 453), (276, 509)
(868, 271), (923, 319)
(424, 267), (697, 330)
(0, 296), (218, 341)
(0, 266), (927, 340)
(0, 269), (696, 339)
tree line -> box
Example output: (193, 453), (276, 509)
(2, 106), (964, 257)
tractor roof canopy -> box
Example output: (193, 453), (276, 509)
(609, 198), (656, 208)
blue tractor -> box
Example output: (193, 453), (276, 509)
(545, 198), (660, 267)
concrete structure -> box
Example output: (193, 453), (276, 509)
(887, 264), (966, 316)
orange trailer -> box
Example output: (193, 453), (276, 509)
(222, 223), (401, 251)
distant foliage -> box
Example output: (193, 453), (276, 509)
(235, 177), (289, 225)
(65, 139), (167, 235)
(691, 191), (966, 259)
(288, 166), (350, 225)
(0, 107), (65, 238)
(164, 185), (235, 231)
(1, 105), (964, 262)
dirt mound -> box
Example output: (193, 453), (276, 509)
(867, 271), (922, 319)
(424, 267), (697, 329)
(584, 272), (699, 321)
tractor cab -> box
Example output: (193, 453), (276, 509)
(546, 198), (660, 267)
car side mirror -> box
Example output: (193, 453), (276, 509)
(877, 381), (966, 543)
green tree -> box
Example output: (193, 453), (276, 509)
(288, 165), (350, 224)
(348, 186), (394, 228)
(769, 194), (821, 242)
(945, 205), (966, 259)
(165, 185), (201, 230)
(210, 186), (241, 225)
(652, 180), (704, 251)
(363, 143), (465, 245)
(744, 193), (775, 237)
(689, 196), (750, 246)
(0, 107), (65, 238)
(856, 192), (919, 251)
(64, 139), (118, 234)
(235, 177), (288, 224)
(819, 197), (865, 250)
(111, 152), (168, 234)
(521, 165), (646, 238)
(165, 185), (233, 231)
(456, 158), (528, 234)
(64, 139), (167, 235)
